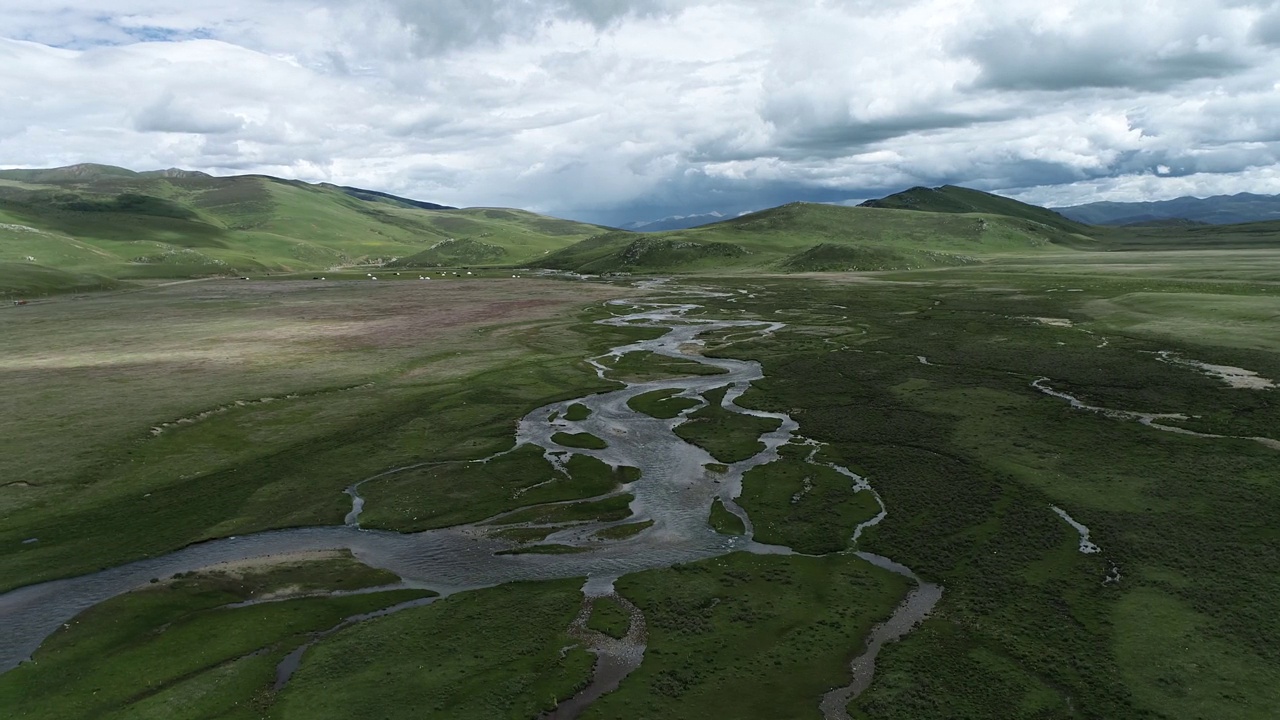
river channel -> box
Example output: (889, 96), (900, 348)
(0, 280), (940, 716)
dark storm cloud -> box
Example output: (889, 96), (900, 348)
(1252, 5), (1280, 44)
(557, 169), (864, 227)
(772, 110), (1019, 160)
(374, 0), (670, 54)
(962, 21), (1249, 91)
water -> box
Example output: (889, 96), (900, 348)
(0, 280), (940, 714)
(1032, 377), (1280, 450)
(819, 553), (943, 720)
(1050, 505), (1101, 554)
(543, 580), (648, 720)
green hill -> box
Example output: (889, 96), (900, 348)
(537, 201), (1090, 274)
(860, 184), (1090, 235)
(857, 185), (1280, 253)
(0, 262), (121, 297)
(0, 164), (605, 295)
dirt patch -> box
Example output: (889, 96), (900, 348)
(2, 280), (632, 370)
(1020, 316), (1074, 328)
(1159, 352), (1275, 390)
(197, 550), (345, 578)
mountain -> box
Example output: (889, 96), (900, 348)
(323, 184), (455, 211)
(859, 184), (1090, 235)
(621, 211), (731, 232)
(1054, 192), (1280, 226)
(0, 164), (605, 295)
(536, 200), (1093, 274)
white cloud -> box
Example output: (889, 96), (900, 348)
(2, 0), (1280, 224)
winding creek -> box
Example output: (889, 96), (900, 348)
(0, 280), (940, 717)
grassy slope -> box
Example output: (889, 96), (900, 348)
(0, 165), (605, 294)
(536, 201), (1092, 274)
(536, 187), (1280, 275)
(859, 184), (1091, 235)
(863, 186), (1280, 252)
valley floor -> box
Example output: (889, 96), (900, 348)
(2, 249), (1278, 719)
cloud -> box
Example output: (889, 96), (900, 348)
(134, 93), (245, 135)
(366, 0), (673, 54)
(1252, 3), (1280, 45)
(3, 0), (1280, 226)
(959, 3), (1259, 91)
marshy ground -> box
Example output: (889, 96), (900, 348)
(2, 249), (1279, 719)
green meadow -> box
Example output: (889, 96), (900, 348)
(3, 174), (1279, 719)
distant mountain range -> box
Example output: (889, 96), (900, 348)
(620, 211), (732, 232)
(1053, 192), (1280, 226)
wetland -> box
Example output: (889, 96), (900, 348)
(3, 248), (1280, 719)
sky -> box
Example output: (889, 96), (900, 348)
(4, 1), (1280, 226)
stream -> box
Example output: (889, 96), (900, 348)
(0, 280), (940, 716)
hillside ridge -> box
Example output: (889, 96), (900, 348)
(0, 164), (604, 294)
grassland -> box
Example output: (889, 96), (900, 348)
(6, 188), (1280, 720)
(599, 350), (728, 382)
(0, 277), (648, 590)
(358, 451), (636, 532)
(552, 431), (609, 450)
(594, 520), (654, 540)
(738, 445), (881, 555)
(488, 494), (636, 526)
(587, 596), (633, 639)
(627, 388), (703, 418)
(495, 544), (590, 555)
(673, 386), (781, 463)
(0, 551), (432, 720)
(707, 498), (745, 535)
(583, 553), (909, 720)
(681, 252), (1280, 719)
(273, 579), (595, 719)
